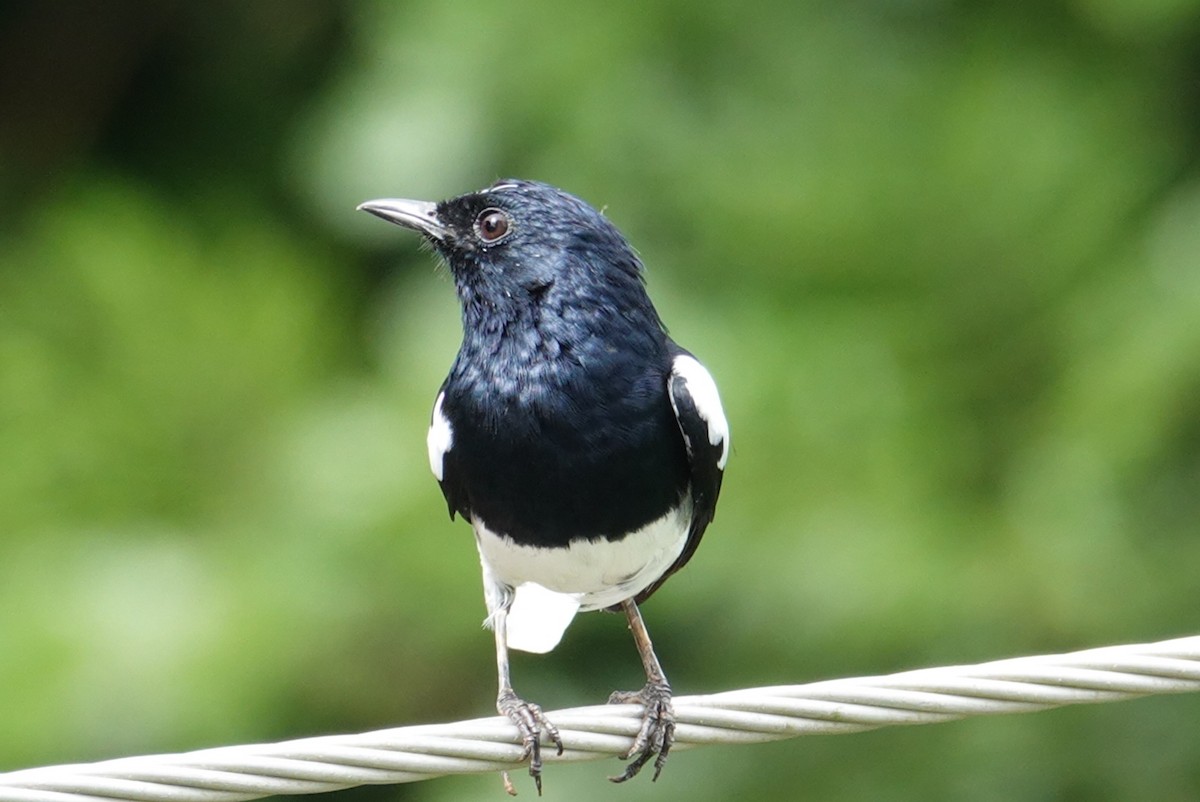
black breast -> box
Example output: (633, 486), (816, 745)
(444, 329), (690, 548)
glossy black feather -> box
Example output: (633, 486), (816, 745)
(416, 180), (721, 594)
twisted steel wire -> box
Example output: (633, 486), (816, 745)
(1, 635), (1197, 802)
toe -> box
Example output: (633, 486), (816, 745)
(497, 694), (559, 793)
(607, 683), (676, 782)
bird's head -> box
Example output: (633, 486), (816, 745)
(359, 180), (650, 319)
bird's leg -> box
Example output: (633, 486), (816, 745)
(492, 606), (563, 795)
(607, 599), (675, 783)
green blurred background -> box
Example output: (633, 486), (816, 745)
(2, 1), (1199, 799)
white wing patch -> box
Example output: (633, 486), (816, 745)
(427, 392), (453, 481)
(670, 355), (730, 470)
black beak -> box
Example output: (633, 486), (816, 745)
(357, 198), (447, 241)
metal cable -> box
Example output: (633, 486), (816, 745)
(1, 635), (1197, 802)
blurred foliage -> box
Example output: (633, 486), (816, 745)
(2, 1), (1200, 800)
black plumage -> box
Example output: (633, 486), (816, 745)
(359, 179), (728, 791)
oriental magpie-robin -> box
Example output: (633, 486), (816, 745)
(359, 180), (728, 790)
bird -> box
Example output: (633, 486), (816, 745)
(358, 180), (728, 791)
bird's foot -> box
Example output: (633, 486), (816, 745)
(606, 680), (675, 782)
(498, 689), (563, 795)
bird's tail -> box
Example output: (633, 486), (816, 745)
(504, 582), (581, 654)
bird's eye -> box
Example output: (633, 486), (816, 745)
(474, 208), (511, 244)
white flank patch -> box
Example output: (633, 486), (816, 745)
(474, 503), (691, 654)
(671, 354), (730, 469)
(427, 392), (453, 481)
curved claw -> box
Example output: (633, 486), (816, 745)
(498, 691), (563, 795)
(607, 681), (675, 783)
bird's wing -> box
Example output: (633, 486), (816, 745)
(636, 344), (729, 602)
(428, 387), (470, 521)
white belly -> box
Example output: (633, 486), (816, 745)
(474, 502), (690, 611)
(473, 502), (691, 653)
